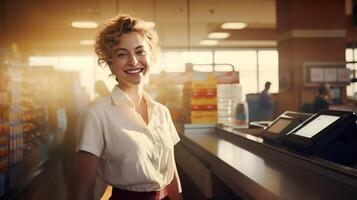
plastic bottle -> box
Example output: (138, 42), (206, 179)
(217, 83), (244, 127)
(232, 101), (249, 129)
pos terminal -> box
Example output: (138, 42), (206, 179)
(284, 110), (357, 165)
(261, 111), (313, 144)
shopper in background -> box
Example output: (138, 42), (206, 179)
(94, 80), (110, 99)
(258, 81), (275, 120)
(313, 83), (333, 113)
(75, 15), (181, 200)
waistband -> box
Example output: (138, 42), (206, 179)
(110, 185), (168, 200)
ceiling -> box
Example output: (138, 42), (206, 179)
(2, 0), (276, 56)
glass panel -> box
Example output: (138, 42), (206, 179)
(258, 50), (279, 93)
(346, 48), (353, 62)
(346, 55), (357, 97)
(354, 48), (357, 62)
(258, 50), (278, 67)
(156, 50), (212, 73)
(258, 70), (279, 93)
(188, 51), (213, 64)
(215, 50), (258, 94)
(240, 70), (258, 94)
(346, 82), (356, 97)
(28, 56), (97, 97)
(29, 56), (59, 66)
(215, 50), (257, 71)
(346, 63), (354, 70)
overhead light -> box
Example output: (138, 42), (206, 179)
(80, 40), (95, 45)
(208, 32), (230, 39)
(199, 40), (218, 46)
(221, 22), (247, 29)
(71, 21), (98, 29)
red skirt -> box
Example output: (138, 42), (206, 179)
(109, 180), (176, 200)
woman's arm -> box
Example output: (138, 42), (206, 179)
(75, 151), (100, 200)
(168, 161), (182, 200)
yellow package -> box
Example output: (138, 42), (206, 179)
(190, 97), (217, 105)
(191, 111), (217, 124)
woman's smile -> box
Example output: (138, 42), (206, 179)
(124, 67), (145, 75)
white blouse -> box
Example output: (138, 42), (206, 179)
(76, 86), (180, 192)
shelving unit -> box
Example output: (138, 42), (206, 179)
(0, 63), (23, 196)
(0, 63), (55, 199)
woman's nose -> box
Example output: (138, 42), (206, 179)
(128, 53), (138, 66)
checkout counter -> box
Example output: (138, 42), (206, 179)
(175, 110), (357, 200)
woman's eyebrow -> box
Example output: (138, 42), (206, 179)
(114, 48), (127, 52)
(114, 45), (144, 52)
(135, 45), (144, 50)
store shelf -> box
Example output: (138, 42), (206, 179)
(0, 64), (55, 199)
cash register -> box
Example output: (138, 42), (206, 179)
(260, 111), (313, 144)
(284, 110), (357, 165)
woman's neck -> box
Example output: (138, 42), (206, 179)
(118, 84), (144, 107)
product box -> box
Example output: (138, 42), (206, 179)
(183, 97), (217, 106)
(190, 111), (217, 124)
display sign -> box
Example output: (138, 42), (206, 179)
(266, 118), (293, 134)
(303, 62), (351, 86)
(292, 115), (340, 138)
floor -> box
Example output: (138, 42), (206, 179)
(12, 154), (75, 200)
(9, 153), (203, 200)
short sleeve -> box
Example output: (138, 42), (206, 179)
(76, 109), (104, 157)
(165, 107), (180, 146)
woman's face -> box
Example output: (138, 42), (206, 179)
(110, 32), (152, 89)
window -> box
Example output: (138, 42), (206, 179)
(29, 56), (98, 97)
(29, 48), (279, 97)
(214, 50), (258, 94)
(345, 48), (357, 97)
(158, 49), (279, 95)
(155, 50), (213, 73)
(257, 50), (279, 93)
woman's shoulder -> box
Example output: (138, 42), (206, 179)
(85, 95), (112, 113)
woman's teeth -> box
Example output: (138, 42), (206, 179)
(125, 68), (143, 74)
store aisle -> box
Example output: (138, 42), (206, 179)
(13, 154), (75, 200)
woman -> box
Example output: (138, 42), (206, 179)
(75, 15), (181, 200)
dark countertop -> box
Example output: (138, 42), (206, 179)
(180, 126), (357, 200)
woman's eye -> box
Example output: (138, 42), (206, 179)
(136, 50), (147, 56)
(116, 53), (128, 57)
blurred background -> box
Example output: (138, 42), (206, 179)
(0, 0), (356, 199)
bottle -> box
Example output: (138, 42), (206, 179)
(232, 101), (249, 129)
(217, 84), (233, 125)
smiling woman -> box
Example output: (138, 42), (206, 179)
(75, 14), (182, 200)
(109, 32), (151, 88)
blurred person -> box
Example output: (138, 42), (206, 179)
(313, 83), (333, 113)
(95, 80), (110, 98)
(258, 81), (275, 120)
(75, 15), (182, 200)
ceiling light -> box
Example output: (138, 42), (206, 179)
(199, 40), (218, 46)
(71, 21), (98, 29)
(80, 40), (95, 45)
(221, 22), (247, 29)
(208, 32), (230, 39)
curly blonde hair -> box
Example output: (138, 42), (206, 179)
(95, 15), (159, 67)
